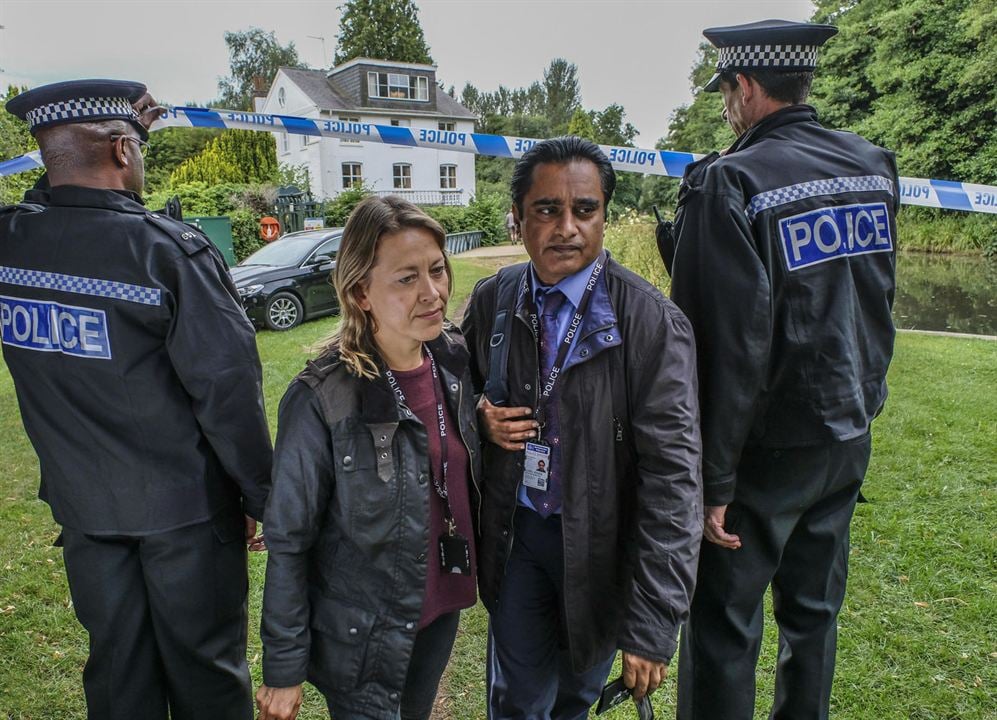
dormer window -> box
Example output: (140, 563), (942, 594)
(368, 71), (429, 101)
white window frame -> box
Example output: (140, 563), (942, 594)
(439, 164), (457, 190)
(280, 132), (289, 154)
(342, 162), (363, 189)
(438, 121), (455, 132)
(393, 163), (412, 189)
(339, 115), (361, 144)
(367, 71), (430, 102)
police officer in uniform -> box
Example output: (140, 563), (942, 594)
(661, 21), (900, 720)
(0, 80), (272, 720)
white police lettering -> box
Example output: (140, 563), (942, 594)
(779, 202), (893, 271)
(322, 119), (372, 137)
(418, 128), (468, 147)
(226, 112), (276, 126)
(607, 147), (657, 167)
(0, 295), (111, 359)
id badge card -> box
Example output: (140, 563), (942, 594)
(522, 441), (551, 491)
(439, 532), (472, 575)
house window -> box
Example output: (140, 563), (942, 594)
(280, 132), (289, 154)
(440, 164), (457, 190)
(393, 163), (412, 189)
(438, 121), (455, 132)
(342, 163), (363, 189)
(367, 71), (429, 101)
(300, 134), (309, 148)
(390, 118), (410, 127)
(339, 115), (361, 144)
(278, 87), (286, 108)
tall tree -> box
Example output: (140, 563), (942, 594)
(170, 129), (278, 187)
(334, 0), (433, 65)
(218, 28), (304, 110)
(543, 58), (582, 134)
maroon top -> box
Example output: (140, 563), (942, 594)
(393, 355), (477, 628)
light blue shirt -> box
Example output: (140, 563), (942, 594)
(518, 257), (600, 512)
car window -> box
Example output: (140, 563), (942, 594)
(240, 236), (319, 266)
(310, 237), (342, 261)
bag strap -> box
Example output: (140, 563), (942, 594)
(482, 263), (526, 406)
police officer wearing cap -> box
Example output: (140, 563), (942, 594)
(0, 80), (272, 720)
(660, 21), (900, 720)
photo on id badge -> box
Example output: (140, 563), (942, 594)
(523, 441), (551, 491)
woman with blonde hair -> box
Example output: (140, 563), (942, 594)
(256, 196), (481, 720)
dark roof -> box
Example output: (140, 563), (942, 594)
(279, 67), (475, 120)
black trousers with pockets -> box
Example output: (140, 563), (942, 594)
(61, 507), (253, 720)
(677, 435), (872, 720)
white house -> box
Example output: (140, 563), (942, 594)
(258, 58), (477, 205)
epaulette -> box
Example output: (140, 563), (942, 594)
(0, 202), (45, 216)
(301, 351), (343, 385)
(144, 211), (210, 255)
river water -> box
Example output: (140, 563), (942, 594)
(894, 252), (996, 336)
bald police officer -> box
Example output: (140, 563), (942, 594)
(0, 80), (272, 720)
(661, 21), (899, 720)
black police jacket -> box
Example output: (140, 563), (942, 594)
(668, 105), (899, 506)
(463, 258), (703, 670)
(0, 186), (272, 533)
(259, 329), (482, 718)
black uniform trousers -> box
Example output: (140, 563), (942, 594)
(677, 434), (872, 720)
(61, 507), (253, 720)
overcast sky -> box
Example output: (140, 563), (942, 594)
(0, 0), (814, 148)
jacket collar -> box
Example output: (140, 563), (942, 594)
(729, 104), (819, 155)
(48, 185), (146, 214)
(359, 328), (469, 424)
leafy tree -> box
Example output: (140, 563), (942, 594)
(333, 0), (433, 65)
(218, 28), (304, 110)
(566, 108), (597, 141)
(145, 127), (222, 191)
(170, 129), (278, 186)
(543, 59), (582, 134)
(0, 85), (42, 205)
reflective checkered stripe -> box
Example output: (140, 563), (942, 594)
(717, 44), (819, 70)
(0, 266), (161, 306)
(24, 97), (139, 131)
(746, 175), (896, 222)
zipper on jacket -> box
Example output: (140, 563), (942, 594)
(614, 416), (624, 443)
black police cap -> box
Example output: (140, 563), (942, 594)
(702, 19), (838, 92)
(5, 79), (149, 139)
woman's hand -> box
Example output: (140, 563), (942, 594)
(256, 683), (303, 720)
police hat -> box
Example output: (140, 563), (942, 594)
(702, 19), (837, 92)
(5, 79), (149, 139)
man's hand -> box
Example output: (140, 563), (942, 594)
(245, 515), (266, 552)
(131, 92), (164, 131)
(256, 684), (302, 720)
(622, 652), (668, 701)
(703, 504), (741, 549)
(477, 396), (538, 451)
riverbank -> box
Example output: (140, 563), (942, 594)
(0, 258), (993, 719)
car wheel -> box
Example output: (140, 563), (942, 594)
(264, 292), (303, 331)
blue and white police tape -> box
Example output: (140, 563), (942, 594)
(1, 106), (995, 215)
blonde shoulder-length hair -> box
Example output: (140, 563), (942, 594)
(323, 195), (452, 379)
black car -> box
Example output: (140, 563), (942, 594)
(230, 229), (343, 331)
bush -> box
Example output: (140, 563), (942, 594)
(231, 208), (266, 262)
(425, 192), (508, 246)
(145, 181), (244, 217)
(324, 185), (371, 227)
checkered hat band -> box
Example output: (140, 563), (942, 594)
(24, 97), (139, 130)
(717, 44), (819, 70)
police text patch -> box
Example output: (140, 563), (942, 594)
(0, 295), (111, 359)
(779, 202), (893, 271)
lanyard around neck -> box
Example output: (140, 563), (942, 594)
(383, 349), (455, 526)
(522, 253), (606, 426)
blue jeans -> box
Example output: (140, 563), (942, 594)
(487, 509), (615, 720)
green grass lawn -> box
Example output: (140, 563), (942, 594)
(1, 254), (994, 719)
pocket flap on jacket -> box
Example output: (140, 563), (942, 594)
(309, 597), (377, 646)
